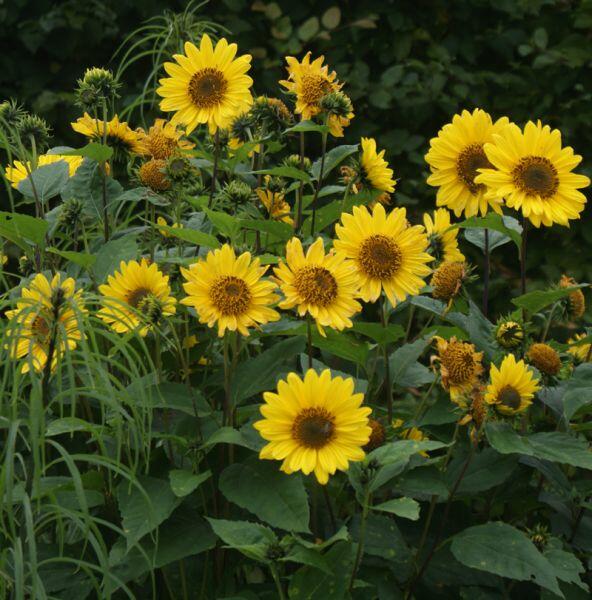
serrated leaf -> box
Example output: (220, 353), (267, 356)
(18, 161), (69, 201)
(389, 336), (431, 387)
(0, 211), (48, 250)
(372, 497), (420, 520)
(512, 284), (588, 314)
(93, 234), (138, 282)
(352, 322), (405, 344)
(219, 458), (310, 532)
(206, 518), (277, 563)
(451, 522), (561, 596)
(311, 144), (358, 182)
(156, 224), (219, 248)
(169, 470), (210, 498)
(285, 120), (330, 134)
(63, 142), (113, 162)
(563, 363), (592, 420)
(47, 247), (95, 268)
(458, 213), (522, 249)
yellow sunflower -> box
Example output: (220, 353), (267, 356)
(72, 113), (144, 155)
(475, 120), (590, 227)
(485, 354), (540, 416)
(433, 336), (484, 401)
(6, 273), (86, 374)
(567, 333), (592, 362)
(360, 137), (396, 193)
(280, 52), (341, 121)
(425, 108), (510, 217)
(423, 208), (465, 264)
(392, 418), (430, 457)
(254, 369), (372, 484)
(334, 204), (433, 305)
(157, 34), (253, 135)
(5, 154), (83, 189)
(98, 259), (177, 336)
(157, 216), (183, 238)
(559, 275), (586, 319)
(274, 237), (361, 333)
(256, 188), (293, 224)
(137, 118), (195, 159)
(181, 244), (279, 337)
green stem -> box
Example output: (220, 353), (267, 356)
(101, 100), (110, 242)
(270, 565), (287, 600)
(541, 302), (558, 342)
(310, 126), (328, 236)
(349, 488), (371, 592)
(482, 228), (490, 318)
(295, 131), (306, 234)
(381, 295), (393, 422)
(208, 130), (220, 208)
(306, 316), (313, 370)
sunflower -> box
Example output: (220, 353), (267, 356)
(157, 34), (253, 135)
(559, 274), (586, 319)
(567, 333), (592, 362)
(430, 261), (468, 302)
(475, 120), (590, 227)
(137, 118), (195, 159)
(5, 154), (83, 189)
(334, 204), (433, 305)
(280, 52), (341, 121)
(72, 113), (143, 157)
(527, 342), (561, 376)
(5, 273), (85, 374)
(181, 244), (279, 337)
(256, 188), (293, 224)
(485, 354), (540, 416)
(98, 259), (177, 336)
(495, 319), (525, 349)
(138, 159), (170, 192)
(433, 336), (484, 401)
(425, 108), (510, 217)
(274, 237), (361, 333)
(157, 216), (183, 238)
(392, 418), (430, 452)
(423, 208), (465, 264)
(360, 137), (396, 193)
(254, 369), (372, 484)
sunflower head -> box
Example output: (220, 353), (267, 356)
(139, 159), (171, 192)
(0, 99), (25, 131)
(485, 354), (540, 416)
(475, 120), (590, 228)
(359, 137), (396, 193)
(364, 418), (386, 452)
(256, 188), (292, 224)
(527, 342), (561, 376)
(567, 333), (592, 363)
(58, 198), (85, 232)
(426, 108), (510, 218)
(430, 261), (468, 302)
(250, 96), (293, 134)
(158, 34), (253, 135)
(181, 244), (280, 337)
(423, 208), (465, 265)
(319, 91), (354, 138)
(75, 67), (120, 111)
(6, 273), (86, 374)
(255, 369), (372, 484)
(274, 237), (361, 333)
(334, 204), (432, 306)
(216, 179), (253, 208)
(433, 336), (484, 401)
(138, 118), (194, 160)
(17, 114), (52, 151)
(98, 259), (177, 337)
(284, 154), (311, 172)
(559, 275), (586, 319)
(527, 524), (550, 552)
(495, 318), (525, 349)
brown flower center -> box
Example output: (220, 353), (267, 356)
(512, 156), (559, 198)
(442, 342), (477, 384)
(358, 235), (402, 279)
(294, 265), (338, 307)
(300, 74), (334, 105)
(148, 132), (177, 159)
(456, 143), (492, 195)
(127, 287), (152, 308)
(210, 275), (252, 316)
(31, 314), (51, 344)
(498, 385), (522, 410)
(292, 407), (335, 449)
(188, 68), (228, 109)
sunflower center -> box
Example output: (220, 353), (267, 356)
(188, 68), (228, 109)
(149, 132), (177, 159)
(358, 235), (402, 279)
(136, 294), (163, 324)
(442, 343), (476, 384)
(456, 143), (492, 195)
(300, 74), (333, 105)
(127, 287), (152, 308)
(512, 156), (559, 198)
(498, 385), (522, 410)
(31, 314), (51, 343)
(294, 265), (338, 307)
(292, 407), (335, 449)
(210, 275), (252, 316)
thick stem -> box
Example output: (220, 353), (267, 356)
(322, 485), (337, 532)
(541, 302), (558, 342)
(270, 565), (287, 600)
(310, 130), (328, 236)
(208, 130), (220, 208)
(520, 217), (528, 296)
(381, 295), (393, 422)
(482, 228), (490, 318)
(222, 332), (232, 426)
(349, 488), (371, 592)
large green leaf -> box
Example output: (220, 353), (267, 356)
(389, 336), (431, 387)
(252, 166), (311, 182)
(219, 458), (310, 532)
(311, 144), (358, 181)
(206, 518), (277, 563)
(372, 497), (420, 520)
(447, 448), (518, 494)
(562, 363), (592, 420)
(93, 234), (138, 282)
(63, 142), (113, 162)
(352, 322), (405, 344)
(47, 248), (96, 269)
(0, 211), (48, 250)
(18, 161), (69, 201)
(485, 422), (592, 469)
(512, 285), (588, 314)
(450, 522), (561, 595)
(156, 224), (219, 248)
(168, 469), (210, 498)
(458, 213), (522, 249)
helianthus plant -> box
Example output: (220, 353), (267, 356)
(1, 18), (592, 600)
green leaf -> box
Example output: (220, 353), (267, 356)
(397, 467), (449, 499)
(466, 299), (496, 360)
(512, 284), (588, 314)
(311, 328), (369, 366)
(252, 166), (311, 182)
(119, 186), (169, 206)
(352, 322), (405, 344)
(447, 448), (518, 494)
(485, 422), (592, 469)
(239, 218), (293, 241)
(322, 6), (341, 29)
(281, 543), (333, 575)
(350, 514), (408, 561)
(156, 224), (219, 248)
(563, 363), (592, 420)
(298, 16), (320, 41)
(18, 161), (69, 201)
(458, 213), (522, 249)
(372, 497), (420, 520)
(463, 215), (522, 252)
(231, 336), (305, 404)
(450, 522), (561, 596)
(285, 120), (330, 134)
(0, 211), (48, 250)
(206, 518), (277, 563)
(93, 234), (138, 282)
(390, 336), (431, 387)
(205, 208), (240, 238)
(201, 426), (257, 450)
(168, 470), (211, 498)
(47, 248), (96, 268)
(117, 476), (180, 549)
(63, 142), (113, 162)
(219, 458), (310, 532)
(544, 547), (587, 591)
(46, 417), (99, 437)
(311, 144), (358, 181)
